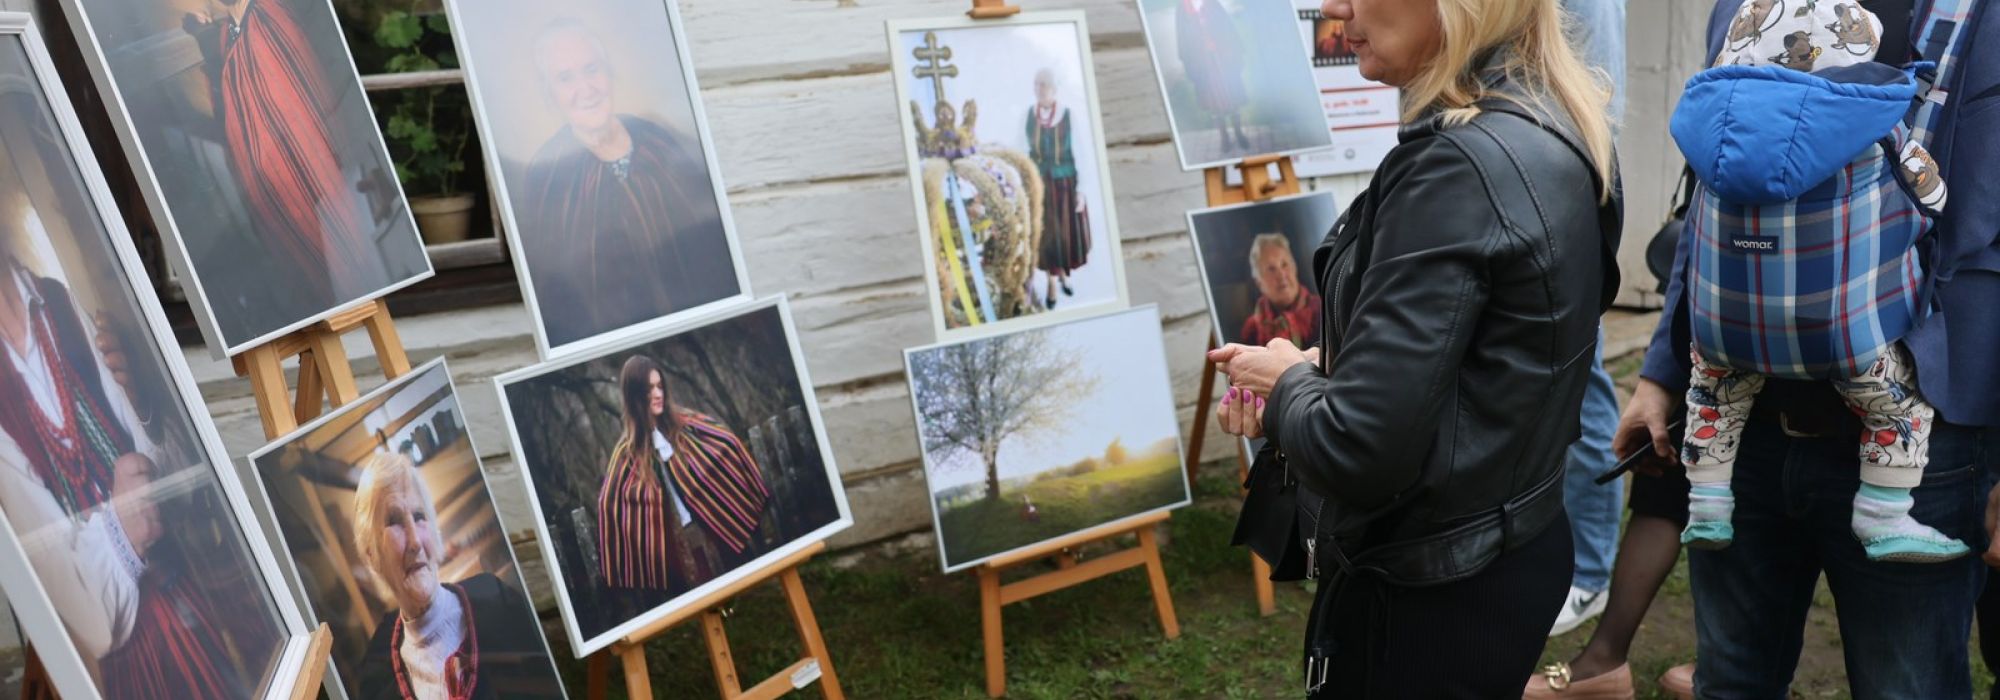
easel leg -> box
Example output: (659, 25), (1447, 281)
(781, 567), (845, 700)
(1136, 526), (1181, 639)
(620, 644), (654, 700)
(979, 567), (1006, 698)
(701, 610), (744, 697)
(1186, 335), (1222, 483)
(293, 349), (324, 424)
(1252, 553), (1277, 617)
(307, 328), (362, 408)
(241, 345), (300, 439)
(362, 300), (414, 379)
(586, 653), (609, 700)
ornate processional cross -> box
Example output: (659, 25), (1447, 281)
(912, 31), (959, 105)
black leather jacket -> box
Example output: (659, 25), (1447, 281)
(1260, 86), (1623, 587)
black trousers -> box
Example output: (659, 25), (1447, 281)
(1308, 515), (1572, 698)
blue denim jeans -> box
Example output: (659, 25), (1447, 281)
(1560, 0), (1626, 122)
(1690, 414), (1990, 699)
(1564, 332), (1623, 592)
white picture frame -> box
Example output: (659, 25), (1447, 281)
(53, 0), (435, 359)
(442, 0), (754, 361)
(493, 295), (853, 656)
(244, 358), (566, 700)
(885, 12), (1132, 343)
(0, 14), (319, 699)
(903, 304), (1191, 574)
(1133, 0), (1337, 171)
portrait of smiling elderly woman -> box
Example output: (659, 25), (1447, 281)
(1237, 233), (1320, 348)
(518, 17), (736, 348)
(350, 453), (559, 700)
(1213, 0), (1622, 695)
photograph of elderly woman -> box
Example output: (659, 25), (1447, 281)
(63, 0), (429, 353)
(250, 360), (563, 700)
(445, 0), (741, 355)
(1188, 191), (1339, 351)
(891, 15), (1127, 337)
(906, 306), (1190, 572)
(497, 298), (847, 651)
(1136, 0), (1333, 169)
(0, 35), (294, 699)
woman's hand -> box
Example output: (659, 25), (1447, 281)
(1209, 339), (1313, 398)
(1216, 386), (1265, 439)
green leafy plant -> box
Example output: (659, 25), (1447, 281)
(373, 5), (471, 197)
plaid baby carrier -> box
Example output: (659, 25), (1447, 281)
(1671, 0), (1975, 379)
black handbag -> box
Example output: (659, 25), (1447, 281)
(1231, 444), (1312, 581)
(1646, 166), (1696, 295)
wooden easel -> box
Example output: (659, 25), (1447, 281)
(976, 511), (1178, 698)
(1185, 154), (1304, 618)
(583, 541), (843, 700)
(232, 298), (412, 440)
(967, 0), (1022, 19)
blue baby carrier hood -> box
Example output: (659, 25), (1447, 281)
(1670, 62), (1917, 205)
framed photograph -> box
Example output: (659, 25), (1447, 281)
(904, 305), (1190, 573)
(1186, 191), (1339, 454)
(494, 296), (852, 656)
(1135, 0), (1335, 170)
(0, 14), (319, 699)
(1290, 2), (1400, 178)
(55, 0), (433, 358)
(248, 359), (565, 700)
(886, 12), (1131, 342)
(1187, 191), (1337, 350)
(443, 0), (750, 359)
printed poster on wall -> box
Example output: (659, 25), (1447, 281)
(1292, 1), (1400, 178)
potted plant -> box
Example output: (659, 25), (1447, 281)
(375, 5), (475, 244)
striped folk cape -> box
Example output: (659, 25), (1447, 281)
(213, 0), (374, 304)
(596, 412), (771, 591)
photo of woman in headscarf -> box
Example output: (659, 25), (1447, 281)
(1027, 69), (1092, 311)
(349, 453), (558, 700)
(597, 355), (770, 600)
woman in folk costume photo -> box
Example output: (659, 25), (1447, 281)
(1175, 0), (1251, 151)
(0, 189), (263, 699)
(596, 356), (771, 599)
(181, 0), (379, 305)
(1026, 68), (1090, 311)
(350, 453), (559, 700)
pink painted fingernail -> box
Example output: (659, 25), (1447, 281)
(1226, 387), (1238, 401)
(1257, 397), (1266, 409)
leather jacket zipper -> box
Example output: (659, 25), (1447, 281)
(1305, 535), (1318, 579)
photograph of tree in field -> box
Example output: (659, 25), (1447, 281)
(906, 306), (1189, 572)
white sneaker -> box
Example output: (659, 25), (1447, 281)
(1549, 585), (1607, 637)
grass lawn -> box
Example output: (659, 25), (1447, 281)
(542, 345), (1999, 698)
(547, 466), (1999, 699)
(936, 452), (1188, 568)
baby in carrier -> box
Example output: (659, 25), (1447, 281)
(1672, 0), (1965, 562)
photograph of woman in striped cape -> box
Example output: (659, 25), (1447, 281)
(497, 299), (849, 651)
(597, 355), (771, 599)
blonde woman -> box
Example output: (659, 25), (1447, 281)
(1210, 0), (1620, 695)
(350, 454), (559, 699)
